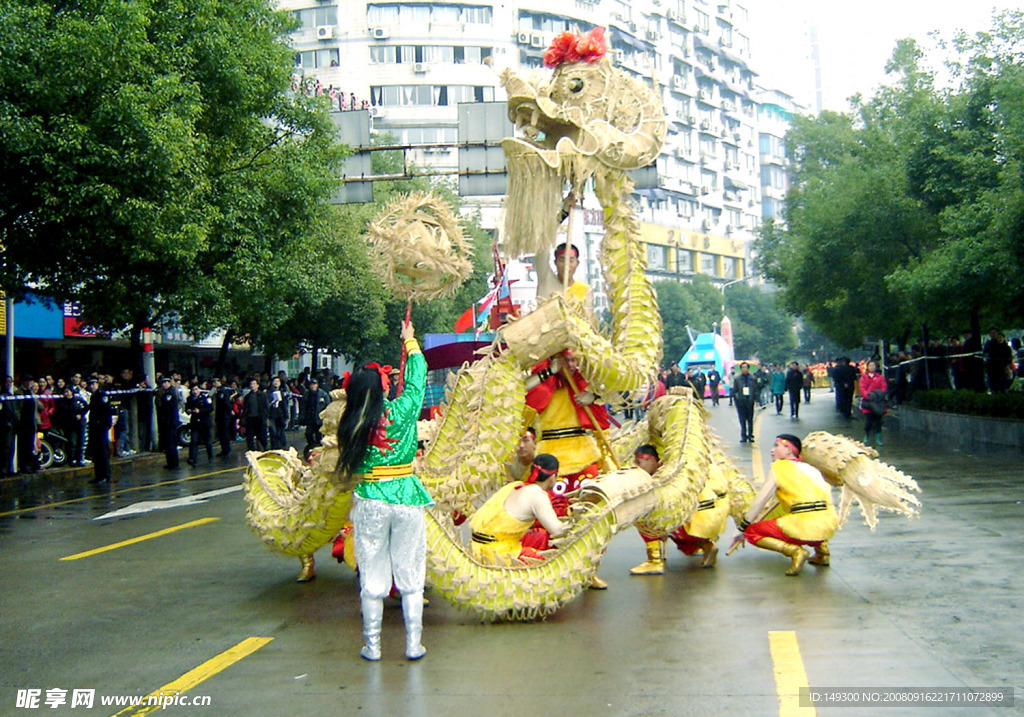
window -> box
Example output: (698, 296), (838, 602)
(462, 6), (492, 24)
(367, 5), (399, 24)
(406, 5), (430, 24)
(700, 253), (715, 274)
(433, 5), (460, 23)
(647, 244), (668, 270)
(369, 46), (397, 64)
(694, 9), (709, 32)
(295, 6), (338, 28)
(296, 49), (339, 69)
(677, 249), (692, 271)
(370, 85), (493, 107)
(423, 46), (455, 63)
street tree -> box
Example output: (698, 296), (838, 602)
(0, 0), (344, 360)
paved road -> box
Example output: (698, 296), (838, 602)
(1, 395), (1021, 716)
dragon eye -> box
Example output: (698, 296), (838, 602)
(569, 77), (584, 93)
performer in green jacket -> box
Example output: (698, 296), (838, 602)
(336, 320), (433, 661)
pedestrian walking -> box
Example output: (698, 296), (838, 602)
(785, 362), (803, 419)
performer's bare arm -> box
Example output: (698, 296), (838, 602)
(728, 474), (777, 554)
(506, 485), (567, 537)
(744, 475), (777, 525)
(536, 248), (559, 299)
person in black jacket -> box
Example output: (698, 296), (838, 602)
(300, 377), (331, 459)
(186, 384), (214, 466)
(732, 362), (756, 443)
(157, 376), (180, 469)
(86, 377), (115, 483)
(831, 358), (860, 419)
(784, 362), (803, 419)
(243, 378), (269, 451)
(212, 377), (237, 457)
(267, 376), (288, 450)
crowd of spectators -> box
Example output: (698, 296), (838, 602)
(0, 366), (348, 476)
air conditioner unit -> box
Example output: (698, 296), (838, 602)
(666, 9), (679, 21)
(701, 186), (710, 195)
(628, 21), (637, 33)
(646, 30), (659, 41)
(316, 26), (334, 40)
(413, 62), (428, 73)
(700, 120), (710, 129)
(672, 75), (686, 90)
(611, 49), (625, 63)
(530, 33), (546, 48)
(371, 27), (389, 39)
(517, 31), (531, 44)
(687, 115), (696, 125)
(369, 106), (385, 118)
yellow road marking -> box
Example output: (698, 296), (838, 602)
(110, 637), (273, 717)
(0, 467), (242, 518)
(768, 630), (816, 716)
(59, 518), (220, 561)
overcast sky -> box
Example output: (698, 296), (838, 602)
(747, 1), (1006, 113)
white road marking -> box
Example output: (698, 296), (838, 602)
(93, 485), (242, 520)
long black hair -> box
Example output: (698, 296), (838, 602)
(336, 367), (386, 479)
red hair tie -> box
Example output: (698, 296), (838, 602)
(543, 27), (607, 68)
(364, 363), (395, 393)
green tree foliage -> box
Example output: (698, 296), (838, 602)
(757, 11), (1024, 345)
(656, 275), (796, 366)
(0, 0), (344, 343)
(723, 283), (797, 364)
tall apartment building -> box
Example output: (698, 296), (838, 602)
(281, 0), (797, 304)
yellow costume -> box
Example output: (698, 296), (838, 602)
(683, 462), (730, 540)
(469, 482), (534, 563)
(534, 387), (602, 476)
(772, 460), (839, 542)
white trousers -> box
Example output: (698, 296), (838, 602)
(352, 497), (426, 600)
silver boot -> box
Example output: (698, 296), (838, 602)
(401, 592), (426, 660)
(360, 598), (383, 661)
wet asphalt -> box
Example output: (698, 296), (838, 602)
(1, 394), (1021, 716)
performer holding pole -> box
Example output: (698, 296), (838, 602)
(337, 319), (433, 661)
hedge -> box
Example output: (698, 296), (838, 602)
(908, 390), (1024, 420)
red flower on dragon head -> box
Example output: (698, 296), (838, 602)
(543, 27), (608, 68)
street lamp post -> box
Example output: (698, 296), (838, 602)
(720, 276), (751, 313)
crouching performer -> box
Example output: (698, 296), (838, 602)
(469, 454), (569, 564)
(732, 434), (837, 576)
(630, 445), (730, 574)
(337, 320), (433, 662)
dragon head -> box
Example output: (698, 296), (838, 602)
(500, 28), (666, 254)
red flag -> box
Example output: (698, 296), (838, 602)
(454, 306), (475, 333)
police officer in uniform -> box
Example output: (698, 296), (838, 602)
(157, 375), (180, 469)
(212, 377), (236, 457)
(300, 377), (331, 460)
(186, 383), (214, 466)
(87, 376), (115, 484)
